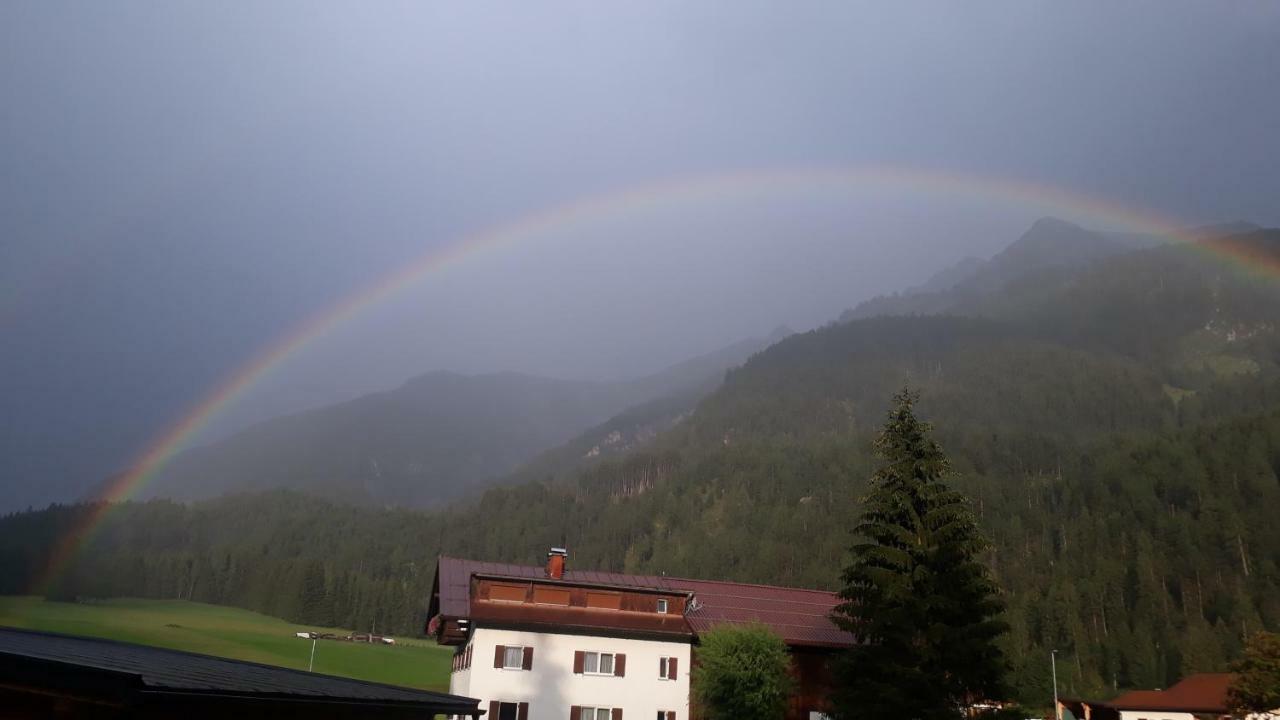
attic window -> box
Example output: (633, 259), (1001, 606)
(656, 599), (669, 614)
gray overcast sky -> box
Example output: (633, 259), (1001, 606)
(2, 2), (1279, 506)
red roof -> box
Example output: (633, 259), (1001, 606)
(1105, 674), (1235, 713)
(431, 556), (854, 648)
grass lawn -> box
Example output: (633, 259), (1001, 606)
(0, 596), (452, 691)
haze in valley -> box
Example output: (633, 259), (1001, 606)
(3, 1), (1280, 510)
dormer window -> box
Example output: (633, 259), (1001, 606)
(656, 598), (668, 614)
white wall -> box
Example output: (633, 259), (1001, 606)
(1117, 711), (1195, 720)
(449, 626), (692, 720)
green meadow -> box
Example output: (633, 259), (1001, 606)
(0, 596), (452, 691)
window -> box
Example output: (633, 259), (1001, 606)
(658, 656), (677, 680)
(503, 646), (525, 669)
(575, 650), (625, 676)
(657, 712), (675, 720)
(485, 701), (528, 720)
(584, 651), (614, 674)
(580, 707), (612, 720)
(490, 701), (525, 720)
(656, 598), (668, 613)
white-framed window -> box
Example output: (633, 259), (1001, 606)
(659, 656), (675, 680)
(580, 707), (612, 720)
(583, 651), (615, 675)
(656, 712), (676, 720)
(656, 598), (668, 613)
(503, 645), (525, 669)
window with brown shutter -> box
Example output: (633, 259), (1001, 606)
(494, 645), (506, 668)
(614, 653), (626, 677)
(668, 657), (677, 680)
(522, 646), (534, 670)
(573, 650), (585, 674)
(517, 702), (529, 720)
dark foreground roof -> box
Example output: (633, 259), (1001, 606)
(0, 627), (481, 719)
(433, 556), (854, 648)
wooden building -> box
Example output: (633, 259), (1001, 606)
(428, 549), (854, 720)
(1059, 673), (1243, 720)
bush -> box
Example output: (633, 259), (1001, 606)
(692, 623), (794, 720)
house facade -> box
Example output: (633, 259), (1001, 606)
(1059, 673), (1253, 720)
(428, 549), (853, 720)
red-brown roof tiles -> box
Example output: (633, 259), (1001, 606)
(431, 556), (854, 648)
(1104, 673), (1235, 713)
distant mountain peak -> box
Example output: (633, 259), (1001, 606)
(1026, 216), (1086, 233)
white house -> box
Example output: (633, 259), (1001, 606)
(428, 548), (853, 720)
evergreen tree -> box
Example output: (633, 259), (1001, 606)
(831, 389), (1008, 720)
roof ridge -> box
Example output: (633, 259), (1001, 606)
(437, 555), (837, 595)
(668, 576), (839, 595)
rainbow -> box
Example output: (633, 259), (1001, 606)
(32, 164), (1265, 593)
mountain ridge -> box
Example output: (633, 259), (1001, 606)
(138, 329), (787, 507)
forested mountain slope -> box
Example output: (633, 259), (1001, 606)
(4, 225), (1278, 706)
(845, 217), (1260, 321)
(143, 331), (781, 507)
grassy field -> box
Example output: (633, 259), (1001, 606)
(0, 596), (452, 691)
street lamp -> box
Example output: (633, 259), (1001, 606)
(1051, 650), (1060, 720)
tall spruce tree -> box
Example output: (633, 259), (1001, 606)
(831, 389), (1008, 720)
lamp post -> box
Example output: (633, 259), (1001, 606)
(1051, 649), (1060, 720)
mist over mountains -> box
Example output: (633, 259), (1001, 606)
(6, 218), (1279, 705)
(83, 218), (1276, 511)
(140, 328), (788, 507)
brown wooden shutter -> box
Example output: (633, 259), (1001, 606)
(573, 650), (585, 674)
(611, 709), (623, 720)
(570, 705), (581, 720)
(614, 653), (626, 677)
(522, 646), (534, 670)
(518, 702), (529, 720)
(668, 657), (677, 680)
(494, 645), (505, 668)
(666, 712), (675, 720)
(489, 700), (500, 717)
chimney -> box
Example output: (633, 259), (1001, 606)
(546, 547), (567, 580)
